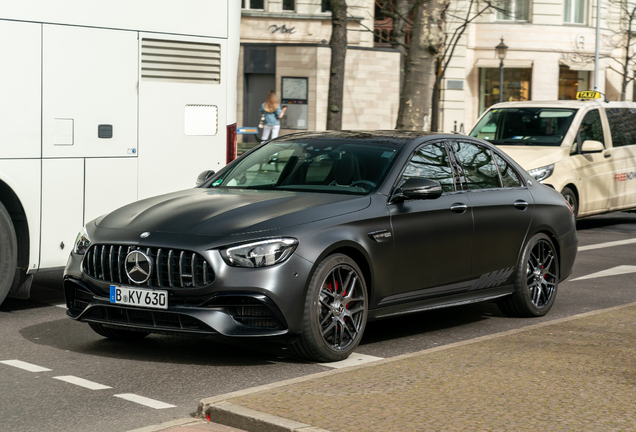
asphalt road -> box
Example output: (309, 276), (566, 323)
(1, 212), (635, 432)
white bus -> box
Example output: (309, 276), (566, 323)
(0, 1), (240, 305)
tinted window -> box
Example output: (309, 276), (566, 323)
(402, 143), (455, 192)
(470, 107), (577, 147)
(494, 153), (522, 188)
(452, 142), (502, 190)
(606, 108), (636, 148)
(574, 109), (604, 152)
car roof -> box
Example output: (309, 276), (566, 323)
(273, 130), (462, 147)
(487, 100), (636, 109)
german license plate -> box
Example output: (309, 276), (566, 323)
(110, 285), (168, 310)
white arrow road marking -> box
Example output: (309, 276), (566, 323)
(0, 360), (52, 372)
(578, 238), (636, 251)
(53, 376), (111, 390)
(114, 393), (175, 409)
(571, 265), (636, 281)
(319, 353), (384, 369)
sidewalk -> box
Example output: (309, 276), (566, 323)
(142, 303), (636, 432)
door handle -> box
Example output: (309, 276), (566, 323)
(604, 152), (611, 158)
(450, 203), (468, 213)
(514, 200), (529, 210)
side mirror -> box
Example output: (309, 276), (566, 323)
(196, 170), (216, 187)
(581, 140), (604, 153)
(393, 178), (443, 202)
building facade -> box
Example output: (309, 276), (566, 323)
(441, 0), (626, 132)
(238, 0), (400, 147)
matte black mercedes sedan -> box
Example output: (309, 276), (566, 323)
(64, 131), (578, 362)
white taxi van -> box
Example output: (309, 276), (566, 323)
(470, 92), (636, 218)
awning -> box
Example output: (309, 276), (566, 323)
(559, 59), (595, 71)
(475, 58), (534, 69)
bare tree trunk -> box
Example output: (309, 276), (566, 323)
(395, 0), (446, 130)
(390, 0), (411, 87)
(327, 0), (347, 130)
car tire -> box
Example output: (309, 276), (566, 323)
(0, 201), (18, 306)
(561, 187), (578, 219)
(88, 322), (150, 340)
(290, 254), (368, 362)
(498, 233), (559, 318)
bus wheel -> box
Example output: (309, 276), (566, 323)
(0, 201), (18, 306)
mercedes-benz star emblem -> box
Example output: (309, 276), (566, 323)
(140, 232), (150, 239)
(125, 250), (153, 284)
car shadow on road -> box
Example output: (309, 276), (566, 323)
(576, 212), (636, 231)
(19, 317), (302, 367)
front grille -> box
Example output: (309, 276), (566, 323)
(83, 306), (213, 333)
(84, 245), (214, 288)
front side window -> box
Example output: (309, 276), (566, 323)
(452, 142), (502, 190)
(242, 0), (265, 10)
(496, 0), (530, 21)
(564, 0), (586, 23)
(471, 107), (578, 147)
(213, 140), (400, 194)
(574, 109), (604, 152)
(402, 143), (455, 192)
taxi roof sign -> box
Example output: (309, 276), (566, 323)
(576, 91), (602, 100)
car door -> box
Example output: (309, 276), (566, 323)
(569, 108), (613, 214)
(605, 107), (636, 210)
(388, 141), (473, 301)
(449, 140), (534, 286)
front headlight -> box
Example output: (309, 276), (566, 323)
(73, 227), (91, 255)
(221, 238), (298, 268)
(528, 164), (555, 182)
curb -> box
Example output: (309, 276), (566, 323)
(128, 417), (208, 432)
(197, 301), (636, 432)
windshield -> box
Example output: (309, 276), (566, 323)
(470, 108), (578, 146)
(210, 140), (400, 194)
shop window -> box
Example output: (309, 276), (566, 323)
(479, 68), (532, 113)
(496, 0), (530, 21)
(564, 0), (586, 23)
(283, 0), (295, 11)
(242, 0), (265, 10)
(559, 66), (590, 100)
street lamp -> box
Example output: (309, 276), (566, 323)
(496, 37), (508, 103)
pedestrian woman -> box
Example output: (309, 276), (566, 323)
(260, 91), (287, 143)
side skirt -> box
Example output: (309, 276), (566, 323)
(368, 285), (513, 320)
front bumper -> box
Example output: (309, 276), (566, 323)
(64, 248), (314, 338)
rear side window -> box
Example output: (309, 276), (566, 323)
(494, 153), (522, 188)
(402, 143), (455, 192)
(452, 142), (502, 190)
(606, 108), (636, 148)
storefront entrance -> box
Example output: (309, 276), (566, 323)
(479, 68), (532, 114)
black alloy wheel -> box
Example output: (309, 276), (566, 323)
(561, 187), (578, 219)
(0, 201), (17, 306)
(291, 254), (368, 362)
(498, 233), (559, 317)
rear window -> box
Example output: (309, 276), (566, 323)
(470, 108), (578, 146)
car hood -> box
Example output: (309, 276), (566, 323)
(96, 188), (371, 236)
(496, 146), (566, 170)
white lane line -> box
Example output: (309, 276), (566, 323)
(579, 238), (636, 251)
(570, 265), (636, 282)
(319, 353), (384, 369)
(53, 376), (111, 390)
(114, 393), (176, 409)
(0, 360), (52, 372)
